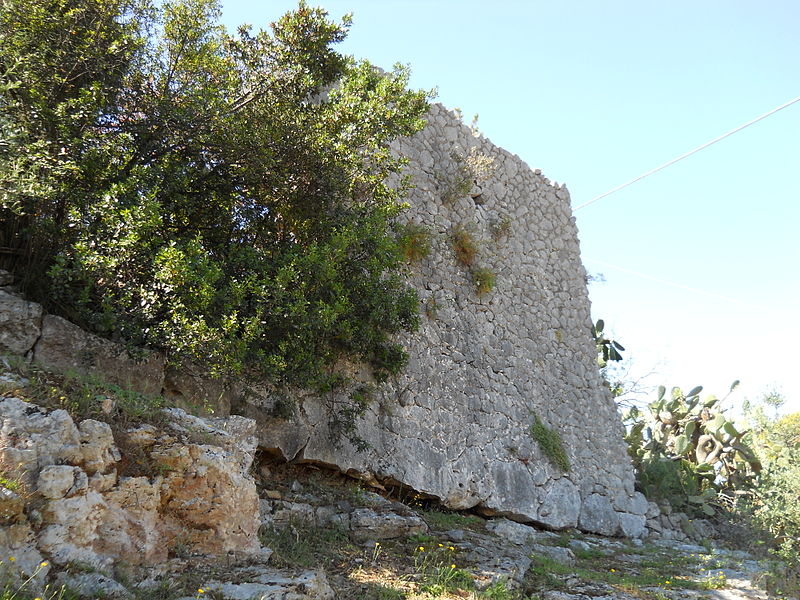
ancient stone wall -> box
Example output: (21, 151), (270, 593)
(241, 104), (648, 535)
(0, 103), (648, 536)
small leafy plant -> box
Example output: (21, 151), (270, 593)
(396, 223), (432, 264)
(531, 413), (571, 472)
(489, 214), (512, 242)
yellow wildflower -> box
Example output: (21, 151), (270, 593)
(197, 589), (205, 595)
(418, 546), (424, 551)
(40, 561), (48, 567)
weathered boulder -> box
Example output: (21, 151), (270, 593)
(0, 396), (263, 568)
(349, 508), (428, 542)
(0, 290), (42, 355)
(578, 494), (620, 536)
(618, 512), (647, 539)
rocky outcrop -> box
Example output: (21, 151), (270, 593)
(33, 315), (165, 398)
(0, 289), (42, 356)
(0, 395), (262, 572)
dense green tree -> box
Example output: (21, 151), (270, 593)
(1, 0), (430, 392)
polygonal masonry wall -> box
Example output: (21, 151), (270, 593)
(240, 103), (646, 535)
(0, 102), (647, 536)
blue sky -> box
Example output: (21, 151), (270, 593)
(220, 1), (800, 414)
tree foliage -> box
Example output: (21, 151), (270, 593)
(1, 0), (431, 391)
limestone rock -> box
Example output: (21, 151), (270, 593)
(78, 419), (120, 474)
(0, 487), (25, 525)
(537, 478), (580, 529)
(618, 512), (647, 539)
(234, 103), (641, 532)
(37, 465), (87, 499)
(349, 508), (428, 542)
(0, 397), (82, 486)
(33, 315), (164, 397)
(532, 543), (576, 566)
(2, 397), (263, 568)
(55, 572), (132, 599)
(201, 569), (334, 600)
(0, 290), (42, 355)
(162, 364), (232, 417)
(578, 494), (620, 536)
(486, 518), (537, 545)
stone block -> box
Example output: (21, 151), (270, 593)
(578, 494), (620, 536)
(0, 290), (42, 355)
(618, 513), (647, 538)
(33, 315), (164, 397)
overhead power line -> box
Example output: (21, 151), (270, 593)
(585, 258), (760, 308)
(574, 94), (800, 211)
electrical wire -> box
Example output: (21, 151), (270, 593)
(585, 258), (759, 307)
(574, 95), (800, 211)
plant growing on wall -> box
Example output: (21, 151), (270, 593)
(451, 226), (479, 266)
(397, 223), (432, 263)
(531, 413), (571, 472)
(436, 148), (496, 205)
(471, 266), (495, 296)
(489, 214), (512, 242)
(592, 320), (625, 368)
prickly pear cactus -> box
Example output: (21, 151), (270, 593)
(623, 381), (761, 515)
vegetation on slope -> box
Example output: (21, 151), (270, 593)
(0, 0), (430, 393)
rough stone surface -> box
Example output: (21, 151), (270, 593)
(201, 569), (335, 600)
(0, 290), (42, 355)
(162, 364), (232, 417)
(55, 572), (133, 599)
(349, 508), (428, 542)
(486, 518), (538, 545)
(233, 103), (639, 532)
(33, 315), (164, 397)
(617, 512), (647, 539)
(0, 396), (262, 568)
(0, 101), (641, 534)
(578, 493), (620, 536)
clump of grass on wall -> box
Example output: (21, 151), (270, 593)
(451, 226), (478, 266)
(397, 224), (432, 263)
(531, 413), (571, 472)
(471, 267), (495, 296)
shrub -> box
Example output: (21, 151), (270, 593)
(489, 214), (512, 241)
(397, 223), (432, 263)
(436, 148), (495, 205)
(0, 0), (431, 396)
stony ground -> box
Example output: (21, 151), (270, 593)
(140, 462), (795, 600)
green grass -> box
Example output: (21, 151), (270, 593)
(530, 414), (570, 472)
(420, 509), (484, 532)
(260, 522), (353, 568)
